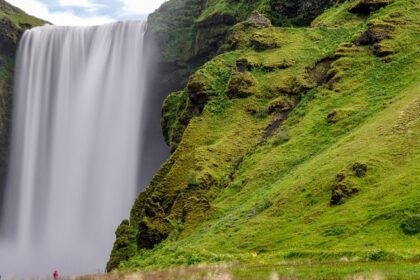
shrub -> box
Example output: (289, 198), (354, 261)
(400, 214), (420, 235)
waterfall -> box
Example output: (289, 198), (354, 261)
(0, 21), (168, 278)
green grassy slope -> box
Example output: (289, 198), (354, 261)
(109, 0), (420, 273)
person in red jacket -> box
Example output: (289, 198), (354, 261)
(53, 270), (59, 279)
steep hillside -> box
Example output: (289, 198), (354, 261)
(0, 1), (45, 209)
(109, 0), (420, 273)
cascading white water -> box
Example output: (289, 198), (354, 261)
(0, 21), (168, 278)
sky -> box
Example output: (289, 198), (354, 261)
(7, 0), (167, 26)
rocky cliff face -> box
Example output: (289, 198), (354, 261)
(146, 0), (339, 107)
(0, 0), (45, 212)
(109, 0), (420, 271)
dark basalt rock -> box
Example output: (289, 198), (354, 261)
(336, 173), (345, 182)
(349, 0), (392, 16)
(327, 110), (339, 123)
(269, 0), (337, 26)
(352, 162), (368, 177)
(330, 182), (359, 205)
(0, 19), (21, 54)
(355, 23), (395, 46)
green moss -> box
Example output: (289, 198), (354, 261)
(113, 0), (420, 273)
(227, 71), (259, 98)
(106, 220), (137, 272)
(400, 214), (420, 235)
(268, 96), (294, 113)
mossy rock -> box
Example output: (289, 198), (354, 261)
(330, 182), (359, 205)
(352, 162), (368, 178)
(228, 71), (258, 98)
(106, 220), (137, 272)
(187, 71), (216, 109)
(161, 91), (194, 152)
(137, 216), (173, 249)
(250, 32), (281, 51)
(268, 96), (295, 113)
(355, 22), (395, 46)
(245, 11), (272, 28)
(326, 109), (353, 123)
(270, 76), (314, 97)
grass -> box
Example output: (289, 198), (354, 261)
(79, 262), (420, 279)
(109, 0), (420, 276)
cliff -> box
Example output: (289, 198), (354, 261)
(108, 0), (420, 271)
(0, 0), (45, 210)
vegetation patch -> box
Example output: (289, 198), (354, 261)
(400, 214), (420, 235)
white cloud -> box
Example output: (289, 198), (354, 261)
(6, 0), (114, 26)
(119, 0), (167, 15)
(59, 0), (102, 8)
(5, 0), (168, 26)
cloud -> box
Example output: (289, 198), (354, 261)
(58, 0), (102, 8)
(6, 0), (168, 26)
(6, 0), (114, 26)
(119, 0), (167, 15)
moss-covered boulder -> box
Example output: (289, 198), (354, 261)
(268, 96), (295, 113)
(137, 216), (173, 249)
(245, 11), (272, 28)
(330, 182), (359, 205)
(106, 220), (137, 272)
(352, 162), (368, 178)
(187, 71), (216, 110)
(250, 32), (282, 51)
(228, 71), (258, 98)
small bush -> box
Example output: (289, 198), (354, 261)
(400, 214), (420, 235)
(366, 249), (388, 261)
